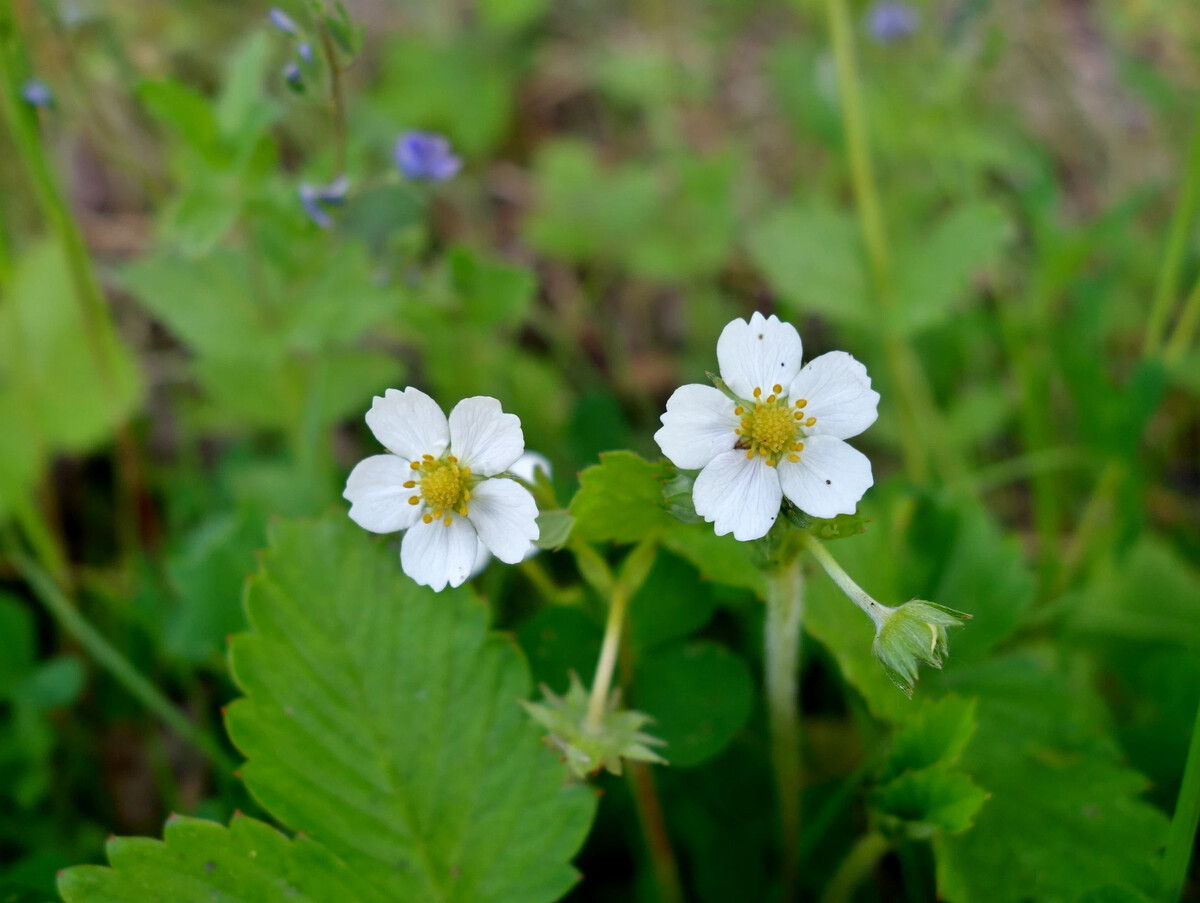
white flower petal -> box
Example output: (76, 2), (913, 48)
(467, 478), (540, 564)
(510, 451), (552, 484)
(787, 351), (880, 440)
(692, 449), (783, 541)
(365, 387), (449, 460)
(777, 434), (873, 518)
(343, 454), (423, 534)
(400, 516), (479, 591)
(448, 396), (525, 476)
(469, 542), (493, 579)
(654, 384), (740, 470)
(716, 311), (804, 401)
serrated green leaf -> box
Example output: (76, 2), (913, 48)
(59, 814), (390, 902)
(933, 655), (1169, 903)
(569, 452), (672, 543)
(137, 79), (222, 163)
(224, 517), (597, 902)
(871, 769), (988, 839)
(746, 204), (872, 327)
(634, 640), (754, 768)
(881, 696), (976, 781)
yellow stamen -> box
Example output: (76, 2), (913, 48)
(772, 384), (782, 394)
(422, 514), (433, 524)
(443, 516), (452, 527)
(410, 461), (420, 470)
(753, 387), (762, 398)
(422, 454), (434, 461)
(765, 459), (776, 467)
(795, 399), (807, 408)
(787, 454), (800, 462)
(408, 496), (420, 505)
(431, 508), (443, 520)
(458, 506), (469, 516)
(805, 417), (816, 427)
(766, 394), (776, 404)
(403, 480), (416, 488)
(746, 449), (754, 459)
(794, 412), (804, 420)
(447, 455), (457, 463)
(734, 406), (744, 415)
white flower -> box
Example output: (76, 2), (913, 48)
(343, 388), (540, 591)
(470, 451), (551, 577)
(654, 312), (879, 541)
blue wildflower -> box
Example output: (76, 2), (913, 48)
(298, 175), (349, 229)
(20, 78), (53, 108)
(297, 42), (315, 66)
(865, 1), (920, 44)
(394, 131), (462, 182)
(282, 62), (303, 91)
(268, 7), (298, 35)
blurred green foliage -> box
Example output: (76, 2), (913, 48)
(1, 0), (1199, 900)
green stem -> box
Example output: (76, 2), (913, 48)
(625, 761), (685, 903)
(805, 537), (888, 628)
(821, 0), (965, 486)
(317, 20), (347, 177)
(586, 580), (633, 730)
(1160, 699), (1200, 902)
(820, 831), (890, 903)
(7, 545), (236, 774)
(765, 556), (805, 899)
(1144, 106), (1200, 358)
(1055, 459), (1125, 595)
(1164, 270), (1200, 365)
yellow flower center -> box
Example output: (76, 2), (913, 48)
(734, 385), (817, 466)
(404, 455), (472, 527)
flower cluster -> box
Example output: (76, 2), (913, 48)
(654, 312), (879, 541)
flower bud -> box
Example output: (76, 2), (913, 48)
(872, 600), (970, 697)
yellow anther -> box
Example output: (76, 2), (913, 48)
(793, 441), (804, 451)
(463, 489), (470, 502)
(443, 516), (452, 527)
(447, 455), (457, 463)
(765, 459), (776, 467)
(753, 387), (762, 398)
(422, 514), (433, 524)
(422, 454), (434, 461)
(787, 454), (800, 462)
(741, 420), (750, 430)
(772, 384), (782, 394)
(766, 394), (776, 404)
(734, 406), (744, 415)
(805, 417), (816, 427)
(794, 412), (804, 420)
(758, 446), (768, 456)
(410, 461), (420, 470)
(746, 449), (754, 459)
(431, 508), (443, 520)
(734, 428), (742, 435)
(403, 480), (416, 488)
(462, 466), (471, 478)
(458, 506), (469, 516)
(795, 399), (807, 408)
(408, 496), (420, 505)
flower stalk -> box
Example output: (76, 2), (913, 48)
(765, 554), (805, 898)
(587, 579), (634, 730)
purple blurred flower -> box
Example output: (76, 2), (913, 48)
(394, 131), (462, 182)
(298, 175), (350, 229)
(268, 7), (298, 34)
(20, 78), (53, 108)
(297, 42), (315, 66)
(865, 1), (920, 44)
(282, 62), (303, 90)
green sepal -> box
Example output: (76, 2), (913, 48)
(873, 601), (971, 697)
(522, 673), (667, 778)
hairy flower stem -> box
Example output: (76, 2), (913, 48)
(805, 537), (887, 628)
(765, 556), (805, 898)
(586, 580), (633, 730)
(7, 543), (236, 774)
(1160, 699), (1200, 902)
(820, 831), (890, 903)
